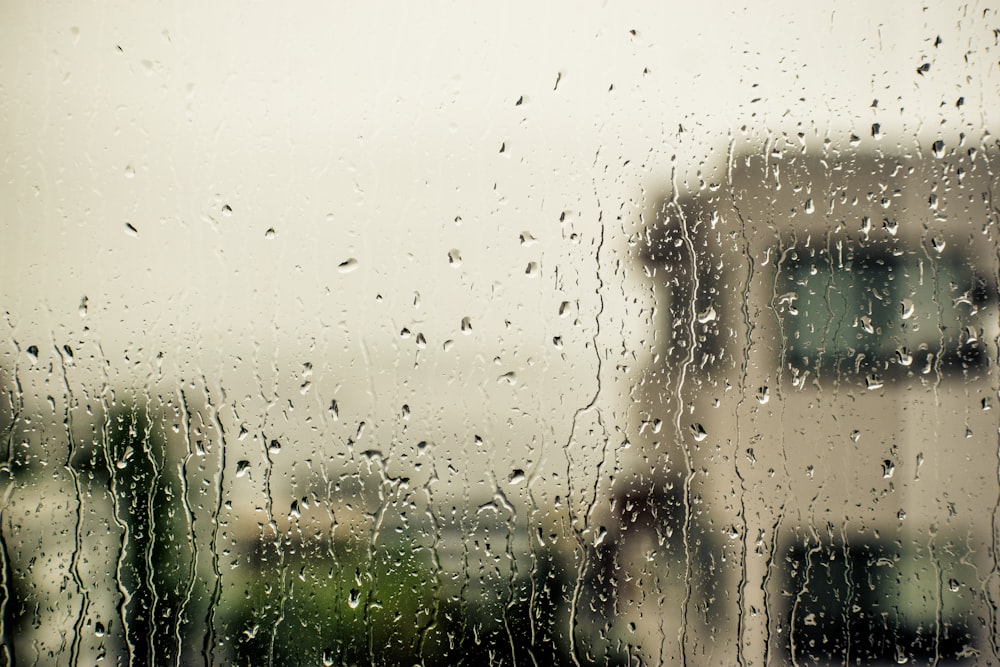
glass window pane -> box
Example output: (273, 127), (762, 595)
(2, 3), (998, 665)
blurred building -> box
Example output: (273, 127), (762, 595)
(629, 138), (1000, 664)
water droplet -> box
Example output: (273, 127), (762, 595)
(871, 123), (882, 140)
(594, 526), (608, 547)
(519, 231), (537, 246)
(125, 222), (138, 237)
(117, 446), (134, 469)
(900, 299), (914, 320)
(865, 374), (884, 390)
(498, 371), (517, 385)
(289, 500), (300, 518)
(895, 347), (913, 366)
(509, 469), (525, 484)
(221, 204), (233, 216)
(348, 589), (361, 609)
(697, 307), (717, 323)
(651, 418), (663, 434)
(26, 345), (38, 361)
(897, 509), (907, 521)
(525, 261), (539, 276)
(268, 439), (281, 454)
(329, 400), (339, 420)
(931, 237), (946, 253)
(931, 139), (945, 157)
(949, 578), (960, 592)
(322, 652), (335, 666)
(552, 336), (563, 350)
(461, 317), (472, 333)
(804, 198), (814, 214)
(338, 258), (359, 273)
(236, 460), (251, 477)
(559, 301), (571, 317)
(124, 164), (135, 178)
(882, 460), (895, 478)
(860, 315), (875, 334)
(264, 227), (276, 239)
(982, 398), (991, 411)
(78, 296), (88, 318)
(448, 249), (462, 266)
(691, 423), (707, 441)
(756, 386), (769, 404)
(95, 622), (105, 637)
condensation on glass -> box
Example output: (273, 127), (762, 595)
(1, 3), (998, 666)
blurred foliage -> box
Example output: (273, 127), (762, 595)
(0, 376), (635, 665)
(225, 540), (567, 665)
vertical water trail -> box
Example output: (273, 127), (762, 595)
(0, 515), (14, 667)
(202, 382), (228, 667)
(139, 403), (161, 665)
(984, 145), (1000, 662)
(174, 389), (198, 667)
(415, 447), (443, 666)
(0, 333), (24, 665)
(667, 163), (700, 665)
(261, 430), (280, 667)
(58, 344), (87, 667)
(928, 535), (943, 667)
(563, 213), (605, 667)
(729, 136), (754, 667)
(788, 534), (822, 667)
(764, 242), (797, 665)
(492, 481), (519, 667)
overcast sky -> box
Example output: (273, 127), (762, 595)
(1, 1), (997, 383)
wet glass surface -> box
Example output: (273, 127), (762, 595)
(1, 3), (999, 665)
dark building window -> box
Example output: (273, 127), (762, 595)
(777, 246), (989, 379)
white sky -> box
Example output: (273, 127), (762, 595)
(0, 0), (997, 391)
